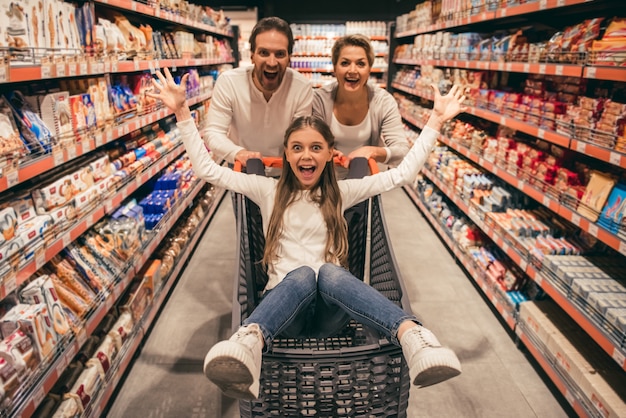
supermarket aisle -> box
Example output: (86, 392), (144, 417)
(106, 188), (573, 418)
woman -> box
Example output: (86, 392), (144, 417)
(148, 68), (466, 400)
(313, 34), (409, 177)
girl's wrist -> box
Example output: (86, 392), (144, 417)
(175, 105), (192, 122)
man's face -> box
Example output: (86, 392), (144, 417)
(251, 29), (290, 96)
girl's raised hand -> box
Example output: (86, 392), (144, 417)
(146, 68), (190, 117)
(427, 84), (467, 130)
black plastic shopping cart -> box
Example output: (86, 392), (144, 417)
(231, 157), (413, 417)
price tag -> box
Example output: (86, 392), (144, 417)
(77, 328), (87, 346)
(613, 348), (626, 368)
(555, 65), (563, 76)
(537, 128), (545, 139)
(41, 64), (52, 79)
(539, 0), (547, 10)
(542, 195), (550, 207)
(53, 149), (64, 166)
(55, 355), (68, 377)
(586, 67), (597, 78)
(67, 145), (77, 160)
(502, 242), (510, 253)
(497, 62), (504, 71)
(60, 232), (71, 248)
(33, 386), (45, 406)
(105, 295), (114, 311)
(538, 64), (546, 74)
(80, 61), (87, 75)
(523, 63), (530, 73)
(500, 116), (506, 125)
(131, 2), (137, 11)
(557, 0), (566, 6)
(149, 60), (155, 74)
(587, 223), (598, 237)
(106, 130), (113, 143)
(0, 64), (8, 83)
(570, 213), (581, 227)
(94, 133), (103, 148)
(535, 273), (543, 286)
(56, 63), (66, 77)
(519, 260), (528, 272)
(105, 200), (113, 213)
(619, 241), (626, 257)
(3, 272), (17, 295)
(609, 152), (621, 166)
(66, 342), (78, 359)
(575, 141), (587, 153)
(35, 248), (46, 270)
(501, 8), (507, 17)
(6, 168), (18, 188)
(112, 59), (118, 73)
(68, 63), (77, 77)
(517, 179), (524, 190)
(82, 140), (91, 153)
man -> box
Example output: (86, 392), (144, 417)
(206, 17), (313, 168)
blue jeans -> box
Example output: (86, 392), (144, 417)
(243, 263), (420, 352)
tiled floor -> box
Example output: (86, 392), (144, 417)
(105, 188), (573, 418)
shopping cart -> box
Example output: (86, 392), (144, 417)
(231, 157), (413, 417)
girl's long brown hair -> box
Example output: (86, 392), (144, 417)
(262, 116), (349, 269)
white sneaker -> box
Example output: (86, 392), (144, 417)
(203, 324), (263, 399)
(400, 325), (461, 388)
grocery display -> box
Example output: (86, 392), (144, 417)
(390, 1), (625, 416)
(0, 0), (233, 416)
(289, 21), (390, 87)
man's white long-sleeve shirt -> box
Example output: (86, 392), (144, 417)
(179, 119), (438, 290)
(206, 66), (313, 163)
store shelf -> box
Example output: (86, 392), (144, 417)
(93, 0), (233, 37)
(400, 108), (626, 256)
(393, 59), (583, 77)
(515, 323), (593, 418)
(85, 185), (226, 418)
(405, 186), (517, 329)
(495, 0), (595, 19)
(417, 165), (626, 371)
(394, 81), (626, 168)
(0, 91), (211, 194)
(396, 11), (494, 38)
(12, 180), (223, 418)
(0, 143), (186, 298)
(570, 139), (626, 169)
(583, 66), (626, 81)
(2, 58), (231, 85)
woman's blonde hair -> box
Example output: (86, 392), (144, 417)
(331, 34), (375, 67)
(262, 116), (349, 269)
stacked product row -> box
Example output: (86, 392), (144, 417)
(0, 0), (233, 416)
(29, 184), (219, 417)
(394, 17), (625, 66)
(0, 0), (233, 63)
(0, 69), (214, 179)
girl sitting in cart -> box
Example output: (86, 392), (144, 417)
(148, 68), (466, 400)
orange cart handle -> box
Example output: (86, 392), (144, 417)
(234, 157), (378, 174)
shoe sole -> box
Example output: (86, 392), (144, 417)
(203, 341), (260, 399)
(411, 347), (462, 388)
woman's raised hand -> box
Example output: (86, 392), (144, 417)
(146, 68), (191, 120)
(426, 84), (467, 131)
